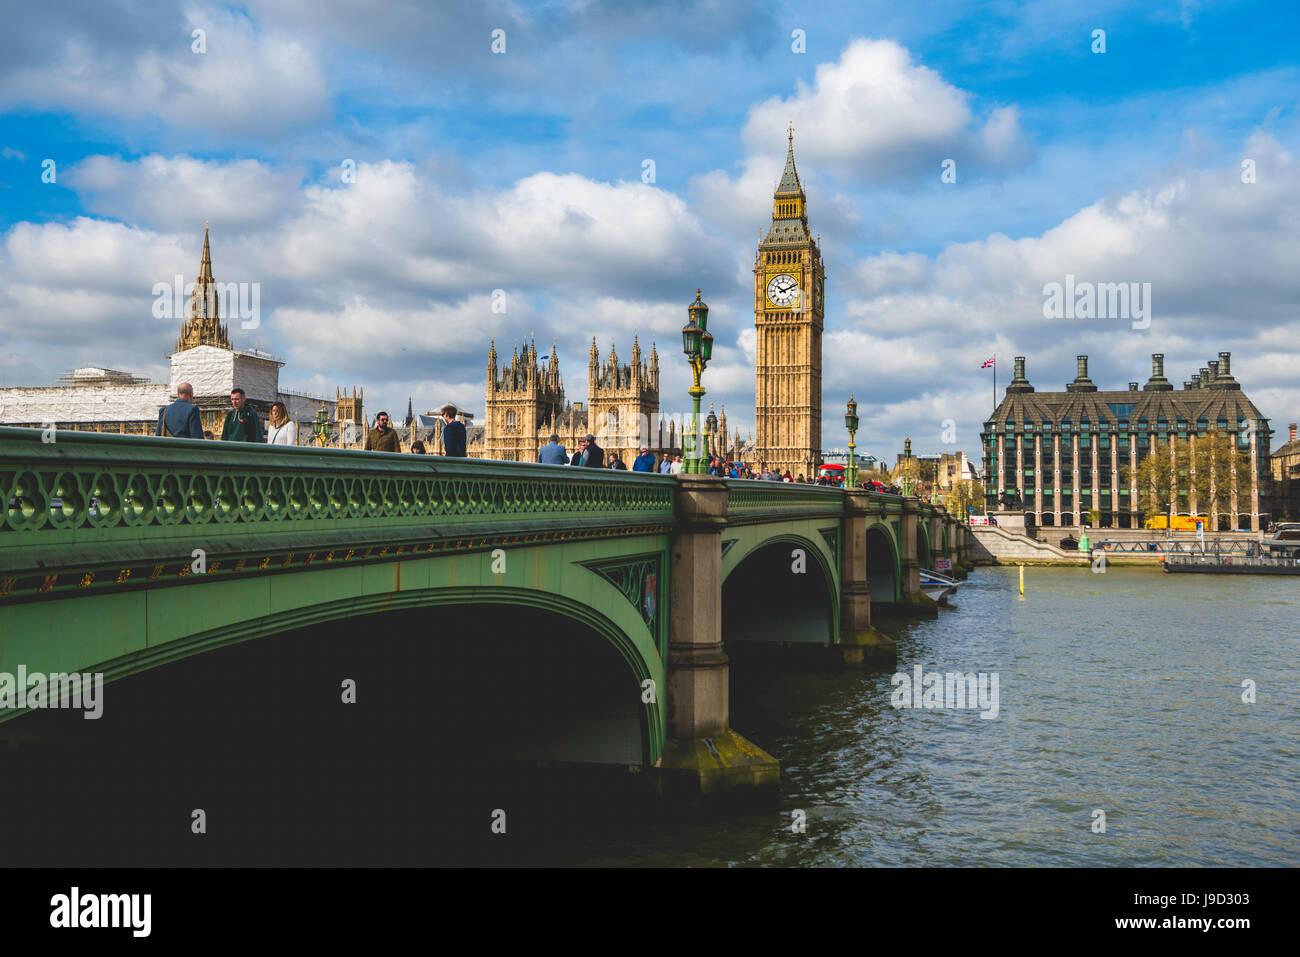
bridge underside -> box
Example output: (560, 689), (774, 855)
(0, 602), (652, 865)
(722, 532), (838, 646)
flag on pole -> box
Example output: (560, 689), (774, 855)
(981, 357), (995, 368)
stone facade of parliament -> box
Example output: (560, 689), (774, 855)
(0, 226), (348, 440)
(479, 336), (731, 464)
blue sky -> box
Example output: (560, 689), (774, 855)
(1, 0), (1297, 458)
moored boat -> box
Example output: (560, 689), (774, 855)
(920, 568), (959, 601)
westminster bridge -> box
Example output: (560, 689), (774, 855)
(0, 426), (970, 803)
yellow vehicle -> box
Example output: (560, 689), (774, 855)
(1144, 514), (1205, 531)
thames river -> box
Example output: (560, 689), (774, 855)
(2, 566), (1295, 867)
(562, 565), (1299, 867)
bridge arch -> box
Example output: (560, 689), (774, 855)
(866, 521), (901, 602)
(917, 521), (933, 570)
(3, 575), (666, 765)
(721, 532), (839, 645)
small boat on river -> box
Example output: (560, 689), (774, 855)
(920, 568), (959, 601)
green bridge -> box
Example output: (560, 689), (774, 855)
(0, 426), (971, 800)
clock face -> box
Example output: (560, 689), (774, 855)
(767, 274), (800, 307)
(815, 279), (823, 308)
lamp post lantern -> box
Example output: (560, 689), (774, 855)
(901, 435), (914, 497)
(311, 404), (334, 447)
(681, 288), (713, 474)
(844, 395), (860, 488)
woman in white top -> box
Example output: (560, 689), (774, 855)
(266, 401), (298, 446)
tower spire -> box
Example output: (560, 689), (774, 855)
(175, 221), (231, 353)
(198, 221), (213, 284)
(775, 122), (802, 197)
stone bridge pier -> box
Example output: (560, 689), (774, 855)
(658, 475), (780, 802)
(836, 489), (895, 666)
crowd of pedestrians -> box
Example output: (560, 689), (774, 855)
(153, 388), (893, 488)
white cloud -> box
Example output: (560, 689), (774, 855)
(743, 38), (1032, 183)
(821, 134), (1300, 448)
(69, 155), (306, 233)
(0, 8), (329, 138)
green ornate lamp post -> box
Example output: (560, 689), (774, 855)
(901, 435), (914, 496)
(311, 404), (333, 447)
(681, 288), (714, 474)
(844, 395), (860, 488)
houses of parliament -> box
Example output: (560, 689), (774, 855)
(478, 126), (824, 474)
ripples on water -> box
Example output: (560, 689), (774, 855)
(580, 566), (1300, 867)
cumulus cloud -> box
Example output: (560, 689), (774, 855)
(0, 155), (737, 421)
(743, 38), (1032, 184)
(69, 155), (306, 233)
(0, 3), (329, 139)
(822, 134), (1300, 449)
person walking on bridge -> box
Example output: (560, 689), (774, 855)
(157, 381), (203, 438)
(632, 446), (655, 472)
(364, 411), (399, 452)
(221, 388), (264, 443)
(439, 404), (467, 457)
(266, 401), (297, 446)
(578, 433), (604, 467)
(538, 433), (568, 464)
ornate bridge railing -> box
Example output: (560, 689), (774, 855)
(0, 427), (676, 605)
(724, 479), (846, 523)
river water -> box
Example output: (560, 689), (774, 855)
(571, 565), (1299, 866)
(3, 566), (1294, 866)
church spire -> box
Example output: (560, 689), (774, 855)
(198, 221), (213, 284)
(174, 221), (232, 353)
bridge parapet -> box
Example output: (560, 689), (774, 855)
(0, 426), (676, 603)
(724, 480), (845, 521)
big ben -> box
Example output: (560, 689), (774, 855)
(754, 123), (824, 478)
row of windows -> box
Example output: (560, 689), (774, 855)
(765, 251), (803, 264)
(993, 418), (1248, 434)
(991, 433), (1252, 451)
(995, 416), (1250, 433)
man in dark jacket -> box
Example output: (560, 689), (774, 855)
(157, 381), (204, 438)
(440, 404), (467, 457)
(364, 411), (399, 452)
(579, 433), (603, 467)
(221, 388), (264, 442)
(632, 446), (655, 472)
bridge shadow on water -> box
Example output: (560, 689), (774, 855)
(0, 604), (696, 867)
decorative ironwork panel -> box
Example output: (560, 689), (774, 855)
(578, 553), (665, 656)
(818, 526), (838, 566)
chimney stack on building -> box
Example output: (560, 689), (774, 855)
(1006, 355), (1034, 393)
(1145, 353), (1172, 391)
(1067, 354), (1097, 392)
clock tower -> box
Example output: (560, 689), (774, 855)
(754, 124), (824, 478)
